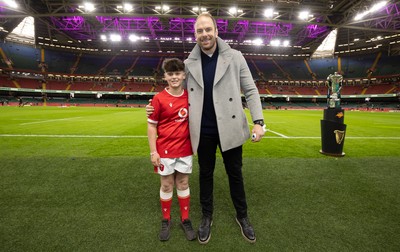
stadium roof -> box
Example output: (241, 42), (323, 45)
(1, 0), (400, 58)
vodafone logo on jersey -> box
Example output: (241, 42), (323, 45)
(178, 108), (188, 118)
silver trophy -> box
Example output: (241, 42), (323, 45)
(326, 72), (343, 108)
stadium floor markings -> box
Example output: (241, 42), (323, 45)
(267, 129), (289, 138)
(249, 123), (289, 138)
(0, 134), (399, 140)
(13, 119), (45, 121)
(14, 118), (103, 121)
(0, 134), (147, 138)
(19, 117), (84, 125)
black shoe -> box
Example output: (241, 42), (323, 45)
(181, 219), (196, 241)
(236, 217), (256, 243)
(159, 219), (171, 241)
(198, 216), (212, 244)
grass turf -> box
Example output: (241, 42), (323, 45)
(0, 106), (399, 251)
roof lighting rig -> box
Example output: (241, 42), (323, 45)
(0, 1), (399, 58)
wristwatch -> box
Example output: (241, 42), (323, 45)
(253, 119), (264, 127)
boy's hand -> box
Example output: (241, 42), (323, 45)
(146, 99), (154, 117)
(150, 152), (160, 167)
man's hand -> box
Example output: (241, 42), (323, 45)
(146, 99), (154, 117)
(251, 124), (266, 142)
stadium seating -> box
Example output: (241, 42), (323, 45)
(74, 54), (113, 75)
(341, 55), (376, 78)
(375, 55), (399, 76)
(0, 42), (40, 71)
(1, 41), (399, 110)
(45, 49), (77, 74)
(363, 83), (397, 94)
(277, 59), (310, 80)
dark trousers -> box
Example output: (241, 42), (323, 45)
(197, 134), (248, 219)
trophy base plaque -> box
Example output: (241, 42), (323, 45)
(320, 108), (346, 157)
(319, 149), (345, 157)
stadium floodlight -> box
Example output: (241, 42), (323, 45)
(354, 1), (387, 21)
(370, 1), (387, 12)
(264, 8), (278, 19)
(354, 13), (366, 21)
(4, 0), (18, 8)
(282, 40), (290, 47)
(228, 7), (243, 16)
(109, 34), (121, 42)
(270, 39), (281, 46)
(229, 7), (238, 15)
(100, 35), (107, 41)
(299, 11), (310, 20)
(129, 34), (139, 42)
(192, 6), (207, 13)
(155, 5), (170, 12)
(82, 2), (95, 12)
(124, 3), (133, 12)
(252, 38), (263, 46)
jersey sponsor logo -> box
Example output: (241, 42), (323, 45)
(175, 108), (188, 122)
(178, 108), (188, 118)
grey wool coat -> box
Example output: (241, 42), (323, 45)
(184, 37), (264, 153)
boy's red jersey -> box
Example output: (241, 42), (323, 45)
(147, 88), (192, 158)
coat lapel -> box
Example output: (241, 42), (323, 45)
(214, 38), (232, 86)
(186, 45), (204, 88)
(214, 53), (231, 86)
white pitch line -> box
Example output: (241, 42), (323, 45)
(20, 117), (84, 125)
(249, 123), (289, 138)
(13, 119), (44, 121)
(266, 129), (289, 138)
(0, 134), (398, 140)
(265, 136), (400, 139)
(338, 136), (400, 139)
(0, 134), (147, 138)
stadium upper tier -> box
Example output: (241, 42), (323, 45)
(0, 41), (399, 96)
(0, 73), (398, 96)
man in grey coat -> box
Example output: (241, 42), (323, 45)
(147, 12), (265, 244)
(187, 12), (265, 244)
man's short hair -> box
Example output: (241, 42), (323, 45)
(195, 12), (217, 30)
(162, 58), (185, 73)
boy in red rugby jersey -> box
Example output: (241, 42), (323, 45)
(147, 58), (196, 242)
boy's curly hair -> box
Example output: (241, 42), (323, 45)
(162, 58), (185, 73)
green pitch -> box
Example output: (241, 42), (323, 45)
(0, 106), (399, 251)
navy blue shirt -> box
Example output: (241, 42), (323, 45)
(200, 47), (219, 136)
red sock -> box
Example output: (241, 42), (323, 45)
(160, 190), (173, 220)
(177, 188), (190, 221)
